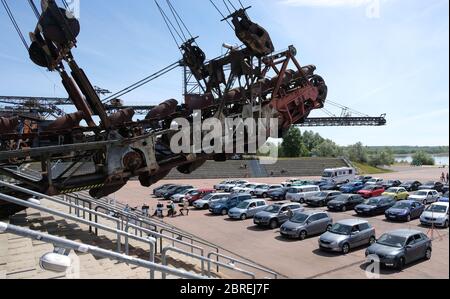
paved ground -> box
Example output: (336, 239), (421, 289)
(113, 166), (449, 279)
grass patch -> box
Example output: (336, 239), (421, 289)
(352, 162), (394, 175)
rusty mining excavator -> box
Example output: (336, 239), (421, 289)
(0, 0), (328, 217)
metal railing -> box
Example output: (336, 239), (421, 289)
(207, 252), (278, 279)
(161, 246), (255, 279)
(0, 222), (205, 279)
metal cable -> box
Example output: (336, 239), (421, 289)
(209, 0), (234, 30)
(155, 0), (184, 48)
(166, 0), (194, 39)
(101, 62), (180, 103)
(166, 0), (187, 41)
(27, 0), (40, 19)
(1, 0), (29, 50)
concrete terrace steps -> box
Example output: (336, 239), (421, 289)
(0, 209), (197, 279)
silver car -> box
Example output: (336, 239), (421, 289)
(280, 211), (333, 240)
(254, 203), (304, 229)
(193, 193), (230, 209)
(228, 199), (268, 220)
(319, 219), (376, 254)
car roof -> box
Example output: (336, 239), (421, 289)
(416, 189), (436, 192)
(336, 219), (368, 226)
(386, 229), (423, 238)
(397, 200), (416, 205)
(370, 196), (391, 200)
(431, 202), (449, 207)
(243, 199), (266, 204)
(296, 210), (327, 216)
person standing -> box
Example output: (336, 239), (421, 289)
(180, 198), (190, 216)
(441, 172), (446, 183)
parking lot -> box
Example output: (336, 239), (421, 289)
(114, 166), (449, 279)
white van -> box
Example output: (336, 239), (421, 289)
(286, 185), (321, 204)
(321, 167), (356, 184)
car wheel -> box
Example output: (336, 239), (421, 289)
(342, 243), (350, 255)
(269, 219), (278, 229)
(262, 193), (268, 198)
(394, 197), (398, 201)
(425, 248), (432, 260)
(221, 209), (227, 216)
(341, 206), (347, 212)
(320, 201), (325, 207)
(423, 199), (427, 205)
(299, 230), (307, 240)
(240, 214), (247, 220)
(369, 236), (376, 245)
(300, 198), (305, 204)
(204, 204), (209, 209)
(406, 215), (411, 222)
(396, 257), (405, 270)
(444, 220), (449, 228)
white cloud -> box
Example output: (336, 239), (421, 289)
(280, 0), (375, 7)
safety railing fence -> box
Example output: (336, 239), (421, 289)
(0, 222), (206, 279)
(5, 167), (282, 279)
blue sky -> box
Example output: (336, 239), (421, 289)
(0, 0), (448, 146)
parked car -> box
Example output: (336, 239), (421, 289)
(267, 188), (288, 201)
(171, 188), (197, 203)
(185, 188), (216, 205)
(340, 181), (365, 194)
(357, 185), (385, 199)
(153, 184), (175, 196)
(319, 219), (376, 254)
(355, 196), (396, 216)
(306, 191), (342, 207)
(365, 178), (384, 186)
(442, 185), (449, 194)
(382, 180), (402, 189)
(154, 184), (178, 197)
(223, 180), (249, 192)
(357, 176), (374, 184)
(400, 181), (422, 192)
(214, 180), (232, 190)
(209, 194), (252, 215)
(382, 187), (410, 201)
(385, 200), (425, 222)
(254, 203), (304, 229)
(419, 181), (445, 193)
(420, 202), (449, 228)
(409, 190), (440, 205)
(439, 192), (449, 202)
(320, 182), (344, 191)
(327, 194), (365, 212)
(254, 184), (283, 198)
(237, 183), (258, 194)
(285, 185), (321, 203)
(280, 211), (333, 240)
(366, 230), (432, 270)
(281, 178), (302, 187)
(193, 193), (230, 209)
(250, 184), (269, 196)
(163, 185), (194, 200)
(228, 199), (268, 220)
(321, 167), (356, 184)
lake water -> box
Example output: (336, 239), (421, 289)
(395, 155), (449, 166)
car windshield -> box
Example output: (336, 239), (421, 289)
(415, 191), (428, 196)
(291, 213), (309, 224)
(287, 188), (298, 193)
(317, 192), (329, 197)
(386, 188), (398, 193)
(329, 224), (352, 235)
(265, 205), (281, 213)
(236, 202), (250, 209)
(425, 205), (448, 213)
(202, 194), (214, 201)
(424, 182), (434, 185)
(365, 198), (380, 206)
(323, 172), (333, 178)
(333, 195), (349, 202)
(377, 234), (406, 248)
(392, 202), (411, 209)
(256, 185), (269, 189)
(247, 184), (256, 188)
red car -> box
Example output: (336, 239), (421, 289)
(357, 185), (385, 199)
(185, 189), (216, 205)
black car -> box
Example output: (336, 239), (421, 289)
(354, 196), (396, 216)
(163, 185), (194, 200)
(419, 181), (445, 193)
(153, 184), (175, 195)
(400, 181), (422, 192)
(320, 182), (343, 191)
(267, 188), (288, 201)
(306, 191), (342, 207)
(327, 194), (365, 212)
(382, 180), (402, 189)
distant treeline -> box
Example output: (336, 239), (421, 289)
(366, 146), (449, 155)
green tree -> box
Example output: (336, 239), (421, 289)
(411, 151), (435, 166)
(345, 142), (369, 163)
(369, 150), (395, 167)
(312, 139), (343, 158)
(280, 127), (303, 157)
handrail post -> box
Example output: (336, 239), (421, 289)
(116, 221), (121, 253)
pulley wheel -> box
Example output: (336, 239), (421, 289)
(29, 41), (49, 67)
(41, 8), (80, 44)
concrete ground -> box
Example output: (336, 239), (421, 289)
(113, 166), (449, 279)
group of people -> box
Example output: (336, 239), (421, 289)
(148, 198), (190, 219)
(440, 172), (449, 184)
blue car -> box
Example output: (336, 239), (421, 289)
(209, 194), (252, 215)
(385, 200), (425, 222)
(439, 192), (449, 202)
(340, 181), (365, 194)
